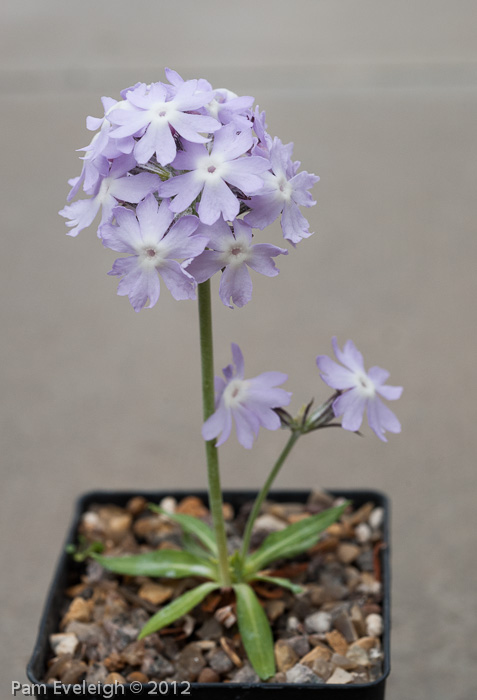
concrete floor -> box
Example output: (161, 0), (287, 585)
(1, 2), (476, 699)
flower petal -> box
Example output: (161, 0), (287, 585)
(186, 251), (224, 283)
(246, 244), (287, 277)
(231, 343), (244, 379)
(199, 178), (239, 225)
(219, 264), (252, 308)
(332, 337), (365, 374)
(158, 260), (197, 300)
(376, 384), (403, 401)
(332, 389), (366, 432)
(316, 355), (356, 390)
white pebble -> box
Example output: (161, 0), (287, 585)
(159, 496), (177, 514)
(304, 611), (332, 634)
(369, 507), (384, 530)
(355, 522), (372, 543)
(366, 613), (384, 637)
(286, 615), (300, 633)
(49, 633), (79, 656)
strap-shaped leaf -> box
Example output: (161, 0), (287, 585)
(138, 582), (219, 639)
(149, 504), (218, 556)
(250, 574), (305, 595)
(234, 583), (276, 680)
(93, 549), (218, 580)
(245, 503), (349, 575)
(181, 531), (212, 559)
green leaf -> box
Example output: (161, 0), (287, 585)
(93, 549), (218, 580)
(138, 582), (219, 639)
(245, 502), (349, 575)
(234, 583), (276, 680)
(250, 574), (305, 595)
(148, 504), (218, 556)
(181, 531), (213, 559)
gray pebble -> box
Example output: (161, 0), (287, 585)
(285, 663), (323, 684)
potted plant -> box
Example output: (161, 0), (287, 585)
(27, 68), (401, 698)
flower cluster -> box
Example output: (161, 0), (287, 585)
(60, 68), (319, 312)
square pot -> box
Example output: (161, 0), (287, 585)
(27, 489), (390, 699)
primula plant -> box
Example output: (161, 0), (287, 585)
(61, 68), (403, 680)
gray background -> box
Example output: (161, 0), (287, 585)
(1, 2), (476, 698)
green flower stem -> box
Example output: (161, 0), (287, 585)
(240, 430), (301, 563)
(197, 280), (232, 586)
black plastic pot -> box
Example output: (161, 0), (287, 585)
(27, 489), (390, 699)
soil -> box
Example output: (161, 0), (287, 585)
(44, 491), (386, 686)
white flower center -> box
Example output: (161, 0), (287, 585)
(150, 100), (176, 123)
(139, 242), (166, 268)
(97, 177), (112, 204)
(197, 154), (226, 181)
(354, 372), (376, 399)
(221, 237), (251, 268)
(276, 176), (292, 202)
(223, 378), (250, 408)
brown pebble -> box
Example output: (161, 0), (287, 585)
(265, 599), (286, 622)
(350, 636), (380, 652)
(271, 671), (287, 683)
(337, 542), (361, 565)
(307, 584), (326, 606)
(327, 522), (354, 538)
(106, 513), (133, 543)
(310, 535), (340, 553)
(274, 640), (298, 672)
(350, 604), (366, 637)
(60, 660), (88, 684)
(300, 644), (332, 665)
(346, 645), (370, 667)
(325, 629), (348, 656)
(138, 582), (174, 606)
(222, 503), (234, 521)
(344, 502), (374, 526)
(288, 513), (312, 524)
(126, 671), (149, 683)
(198, 668), (220, 683)
(127, 496), (147, 516)
(176, 496), (208, 517)
(65, 582), (88, 598)
(103, 651), (125, 672)
(120, 640), (145, 666)
(361, 602), (382, 616)
(61, 597), (93, 628)
(310, 658), (333, 681)
(104, 672), (126, 684)
(333, 610), (358, 643)
(46, 654), (73, 681)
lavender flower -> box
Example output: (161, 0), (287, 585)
(316, 338), (403, 442)
(186, 218), (287, 308)
(157, 125), (269, 225)
(202, 344), (292, 448)
(101, 194), (208, 311)
(59, 155), (160, 237)
(245, 137), (319, 245)
(108, 80), (221, 166)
